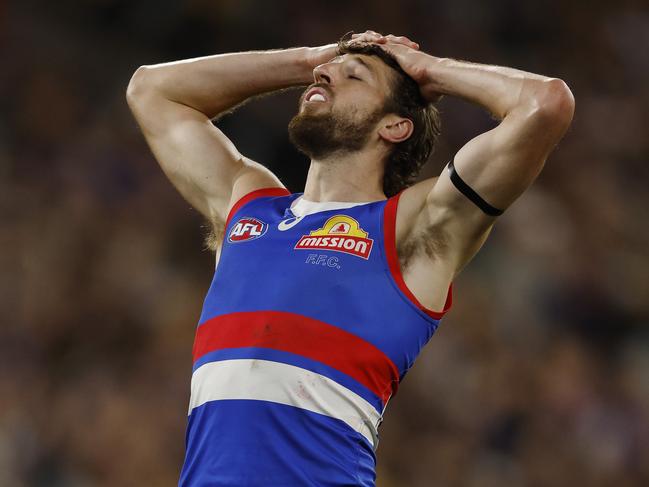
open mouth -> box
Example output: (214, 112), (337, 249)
(304, 86), (330, 104)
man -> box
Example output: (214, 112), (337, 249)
(126, 30), (574, 486)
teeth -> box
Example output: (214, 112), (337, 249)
(309, 93), (326, 102)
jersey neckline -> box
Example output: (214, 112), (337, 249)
(290, 194), (383, 218)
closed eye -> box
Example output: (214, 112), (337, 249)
(349, 75), (363, 81)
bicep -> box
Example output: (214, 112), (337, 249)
(130, 94), (284, 223)
(428, 80), (574, 224)
(424, 80), (574, 266)
(432, 109), (560, 213)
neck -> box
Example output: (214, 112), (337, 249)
(302, 149), (387, 203)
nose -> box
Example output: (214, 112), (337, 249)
(313, 63), (333, 85)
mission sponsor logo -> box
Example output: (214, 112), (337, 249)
(294, 215), (373, 259)
(228, 217), (268, 243)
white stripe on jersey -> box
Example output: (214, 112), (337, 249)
(189, 359), (381, 448)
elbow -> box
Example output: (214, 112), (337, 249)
(532, 78), (576, 131)
(126, 65), (157, 110)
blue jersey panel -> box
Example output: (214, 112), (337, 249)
(180, 400), (376, 487)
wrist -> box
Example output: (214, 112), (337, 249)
(418, 55), (448, 100)
(273, 46), (324, 86)
(303, 43), (339, 70)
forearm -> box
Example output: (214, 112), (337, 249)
(414, 54), (562, 120)
(129, 46), (331, 119)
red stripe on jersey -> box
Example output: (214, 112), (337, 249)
(193, 311), (399, 404)
(383, 192), (452, 319)
(225, 187), (291, 228)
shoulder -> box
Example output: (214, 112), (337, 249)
(393, 173), (496, 280)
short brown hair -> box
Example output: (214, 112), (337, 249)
(337, 38), (442, 197)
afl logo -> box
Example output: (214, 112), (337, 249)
(228, 217), (268, 243)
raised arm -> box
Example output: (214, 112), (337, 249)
(367, 33), (575, 274)
(421, 54), (574, 211)
(125, 45), (339, 224)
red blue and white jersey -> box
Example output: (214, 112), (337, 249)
(179, 187), (452, 486)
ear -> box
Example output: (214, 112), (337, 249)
(378, 115), (414, 144)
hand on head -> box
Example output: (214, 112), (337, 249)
(349, 30), (420, 50)
(343, 30), (442, 103)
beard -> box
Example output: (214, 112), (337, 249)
(288, 101), (385, 160)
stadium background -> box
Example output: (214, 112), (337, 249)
(2, 0), (648, 485)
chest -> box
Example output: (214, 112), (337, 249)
(219, 207), (385, 282)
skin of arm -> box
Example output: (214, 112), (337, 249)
(125, 45), (340, 225)
(365, 34), (575, 278)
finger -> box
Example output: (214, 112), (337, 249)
(356, 30), (384, 41)
(351, 33), (378, 41)
(388, 34), (419, 47)
(385, 34), (419, 48)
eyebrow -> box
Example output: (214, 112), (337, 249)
(332, 54), (378, 82)
(348, 56), (376, 80)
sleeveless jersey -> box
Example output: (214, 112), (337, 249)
(179, 187), (452, 487)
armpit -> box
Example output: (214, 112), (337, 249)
(397, 222), (449, 272)
(203, 219), (224, 252)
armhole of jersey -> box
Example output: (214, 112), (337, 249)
(225, 187), (292, 228)
(383, 191), (453, 320)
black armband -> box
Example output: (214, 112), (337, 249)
(447, 158), (504, 216)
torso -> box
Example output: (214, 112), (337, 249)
(183, 190), (450, 486)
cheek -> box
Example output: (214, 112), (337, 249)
(336, 93), (382, 117)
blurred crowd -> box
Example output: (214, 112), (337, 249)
(2, 0), (648, 485)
